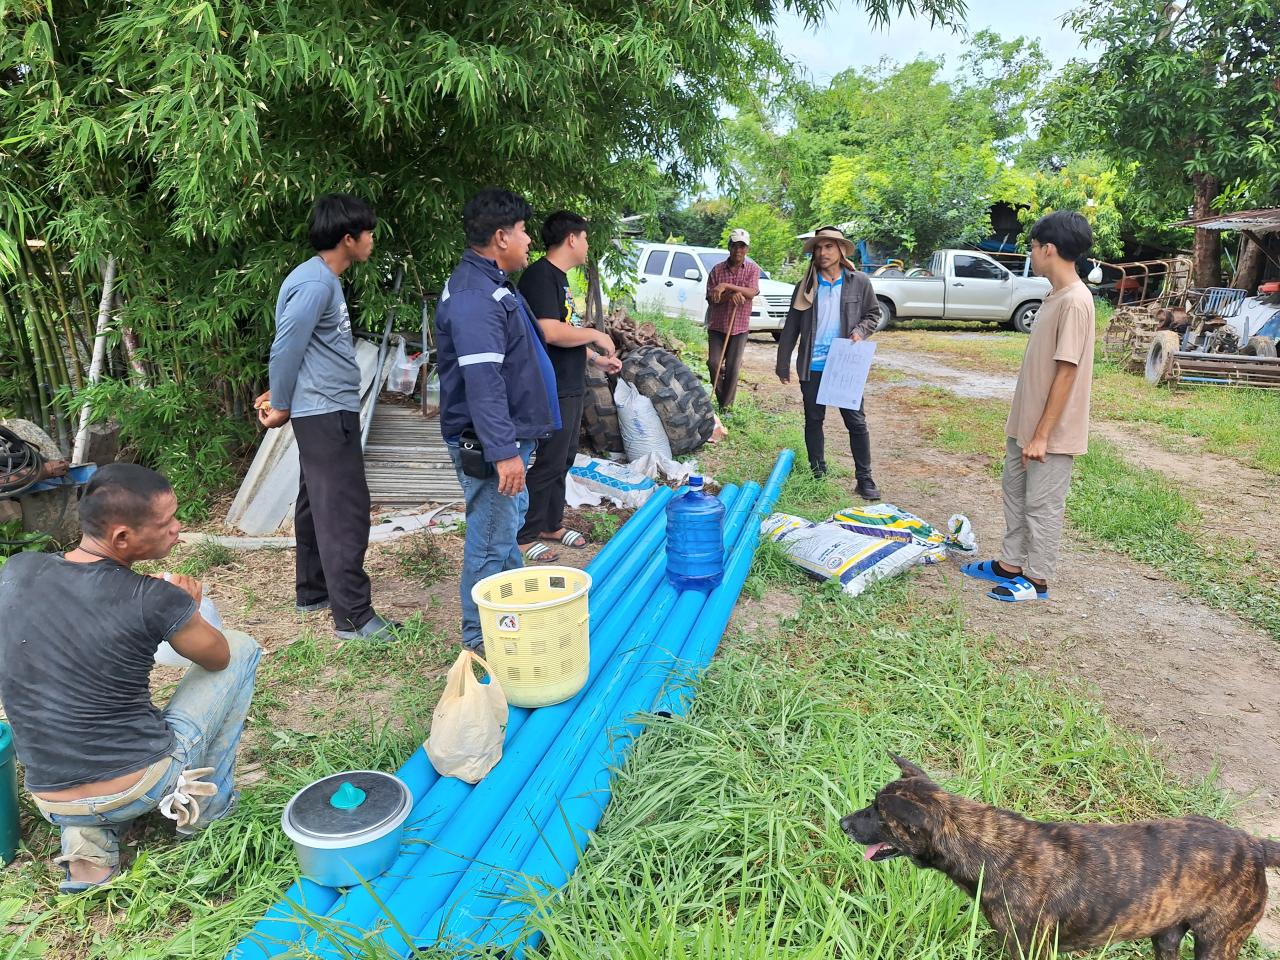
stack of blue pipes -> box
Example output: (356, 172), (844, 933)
(229, 448), (794, 959)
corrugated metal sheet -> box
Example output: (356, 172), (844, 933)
(363, 404), (463, 508)
(1172, 208), (1280, 232)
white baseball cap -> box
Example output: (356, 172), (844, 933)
(728, 228), (750, 246)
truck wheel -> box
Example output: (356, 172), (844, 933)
(620, 345), (716, 456)
(1243, 335), (1278, 358)
(581, 363), (624, 456)
(876, 298), (895, 332)
(1145, 331), (1181, 385)
(1011, 301), (1040, 334)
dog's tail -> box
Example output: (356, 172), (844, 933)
(1263, 839), (1280, 868)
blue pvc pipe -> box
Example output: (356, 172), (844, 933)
(489, 452), (793, 957)
(228, 489), (674, 960)
(301, 485), (699, 956)
(577, 484), (674, 585)
(422, 487), (757, 948)
(358, 486), (740, 958)
(476, 484), (771, 957)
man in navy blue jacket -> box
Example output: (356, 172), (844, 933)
(436, 189), (560, 652)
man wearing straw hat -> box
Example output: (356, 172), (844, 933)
(775, 226), (881, 500)
(705, 228), (760, 410)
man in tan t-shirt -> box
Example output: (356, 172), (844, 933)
(962, 211), (1095, 602)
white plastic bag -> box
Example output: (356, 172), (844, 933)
(614, 378), (672, 461)
(388, 338), (426, 395)
(155, 578), (223, 668)
(426, 649), (509, 783)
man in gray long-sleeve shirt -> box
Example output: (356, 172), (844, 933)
(255, 194), (399, 642)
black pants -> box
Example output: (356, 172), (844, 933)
(799, 370), (873, 482)
(292, 410), (373, 631)
(518, 391), (585, 543)
(707, 329), (747, 409)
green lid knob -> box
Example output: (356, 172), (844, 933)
(329, 781), (366, 810)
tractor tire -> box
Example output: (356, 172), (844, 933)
(620, 345), (716, 456)
(581, 362), (624, 457)
(1243, 335), (1278, 358)
(1145, 331), (1181, 385)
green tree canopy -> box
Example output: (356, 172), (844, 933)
(1043, 0), (1280, 283)
(0, 0), (967, 512)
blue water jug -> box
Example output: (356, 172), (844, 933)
(666, 476), (725, 591)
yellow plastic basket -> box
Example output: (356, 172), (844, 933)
(471, 566), (592, 708)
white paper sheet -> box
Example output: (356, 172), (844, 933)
(815, 338), (876, 409)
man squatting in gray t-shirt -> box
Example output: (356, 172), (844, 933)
(255, 194), (399, 642)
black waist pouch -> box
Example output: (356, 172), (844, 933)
(458, 430), (494, 479)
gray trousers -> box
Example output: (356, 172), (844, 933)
(1000, 438), (1074, 581)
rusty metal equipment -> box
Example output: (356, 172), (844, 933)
(1100, 256), (1194, 367)
(1144, 330), (1280, 388)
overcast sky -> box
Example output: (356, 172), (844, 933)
(773, 0), (1092, 84)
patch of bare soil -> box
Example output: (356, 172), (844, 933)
(735, 336), (1280, 943)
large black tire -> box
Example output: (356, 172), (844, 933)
(581, 362), (624, 456)
(620, 345), (716, 456)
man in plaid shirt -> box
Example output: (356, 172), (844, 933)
(705, 228), (761, 409)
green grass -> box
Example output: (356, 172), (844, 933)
(524, 579), (1249, 960)
(170, 537), (236, 577)
(397, 532), (454, 587)
(581, 509), (621, 542)
(883, 300), (1280, 477)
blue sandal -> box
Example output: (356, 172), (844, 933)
(987, 576), (1049, 603)
(59, 863), (119, 895)
(961, 559), (1017, 585)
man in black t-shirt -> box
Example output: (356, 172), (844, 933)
(516, 211), (621, 561)
(0, 464), (260, 893)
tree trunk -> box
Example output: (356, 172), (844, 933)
(1191, 173), (1221, 288)
(584, 258), (606, 331)
(72, 256), (117, 464)
(1231, 234), (1265, 292)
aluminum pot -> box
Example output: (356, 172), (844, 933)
(281, 770), (412, 888)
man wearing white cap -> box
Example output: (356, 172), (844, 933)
(704, 228), (760, 409)
(775, 225), (881, 500)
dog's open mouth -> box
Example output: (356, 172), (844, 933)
(862, 841), (901, 862)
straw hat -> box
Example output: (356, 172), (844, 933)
(802, 226), (856, 259)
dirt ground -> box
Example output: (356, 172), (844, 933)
(734, 332), (1280, 942)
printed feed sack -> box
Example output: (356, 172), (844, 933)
(761, 512), (927, 597)
(829, 503), (977, 564)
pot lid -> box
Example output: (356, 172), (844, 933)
(285, 771), (409, 841)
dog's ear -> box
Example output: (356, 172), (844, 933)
(890, 755), (929, 780)
(878, 791), (928, 833)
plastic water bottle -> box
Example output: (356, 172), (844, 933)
(666, 476), (725, 591)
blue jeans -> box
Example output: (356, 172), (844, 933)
(35, 630), (261, 868)
(447, 440), (537, 648)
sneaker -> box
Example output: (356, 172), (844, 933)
(810, 460), (827, 479)
(856, 479), (881, 501)
(295, 598), (330, 613)
(335, 614), (402, 642)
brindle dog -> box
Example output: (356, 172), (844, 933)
(842, 757), (1280, 960)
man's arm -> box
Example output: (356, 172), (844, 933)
(537, 318), (616, 355)
(1022, 360), (1079, 466)
(161, 574), (231, 671)
(718, 264), (761, 301)
(452, 291), (518, 460)
(852, 275), (881, 341)
(267, 281), (330, 414)
(776, 304), (800, 383)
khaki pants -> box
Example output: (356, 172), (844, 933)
(1000, 438), (1074, 581)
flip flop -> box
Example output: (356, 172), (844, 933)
(522, 542), (560, 564)
(961, 559), (1018, 585)
(59, 863), (120, 895)
(986, 576), (1049, 603)
(541, 529), (588, 549)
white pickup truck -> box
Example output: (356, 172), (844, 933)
(602, 242), (796, 335)
(871, 249), (1051, 333)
